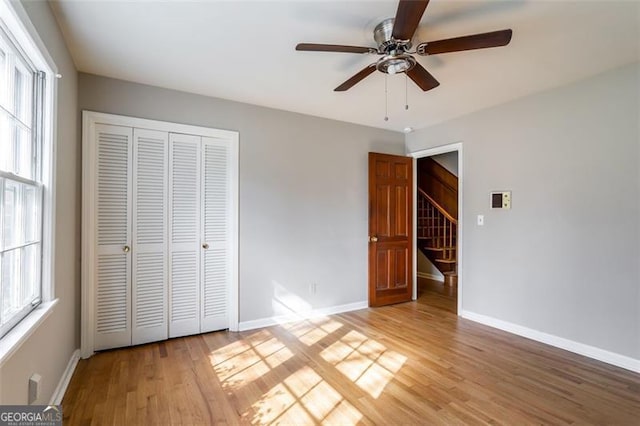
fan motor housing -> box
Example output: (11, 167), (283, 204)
(374, 18), (415, 74)
(373, 18), (412, 52)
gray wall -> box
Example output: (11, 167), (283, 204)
(407, 63), (640, 360)
(0, 1), (79, 404)
(431, 151), (459, 176)
(417, 252), (443, 280)
(78, 73), (405, 324)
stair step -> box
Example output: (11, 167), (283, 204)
(443, 271), (457, 276)
(423, 246), (456, 252)
(443, 271), (458, 286)
(435, 258), (457, 264)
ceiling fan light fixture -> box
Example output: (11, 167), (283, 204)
(376, 54), (416, 75)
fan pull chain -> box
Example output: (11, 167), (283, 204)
(405, 74), (409, 110)
(384, 74), (389, 121)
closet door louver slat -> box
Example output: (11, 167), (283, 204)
(132, 128), (168, 345)
(201, 137), (231, 332)
(94, 124), (132, 350)
(168, 133), (201, 338)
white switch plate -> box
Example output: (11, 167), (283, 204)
(477, 215), (484, 226)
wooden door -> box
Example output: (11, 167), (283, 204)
(368, 152), (413, 307)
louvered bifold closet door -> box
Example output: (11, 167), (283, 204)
(132, 128), (169, 345)
(168, 133), (201, 338)
(201, 137), (233, 332)
(94, 124), (133, 350)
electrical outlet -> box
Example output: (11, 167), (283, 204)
(309, 283), (317, 295)
(29, 374), (41, 405)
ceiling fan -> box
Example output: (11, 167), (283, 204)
(296, 0), (513, 92)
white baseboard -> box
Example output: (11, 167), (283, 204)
(417, 271), (444, 282)
(461, 310), (640, 374)
(239, 301), (368, 332)
(50, 349), (80, 405)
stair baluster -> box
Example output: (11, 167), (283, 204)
(417, 188), (457, 283)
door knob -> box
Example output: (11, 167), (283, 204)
(202, 243), (209, 249)
(369, 236), (378, 242)
(123, 245), (130, 253)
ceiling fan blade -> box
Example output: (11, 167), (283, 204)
(406, 63), (439, 91)
(417, 29), (513, 55)
(334, 64), (377, 92)
(392, 0), (430, 41)
(296, 43), (377, 54)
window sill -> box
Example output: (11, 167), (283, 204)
(0, 299), (59, 367)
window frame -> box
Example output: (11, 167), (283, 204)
(0, 0), (58, 363)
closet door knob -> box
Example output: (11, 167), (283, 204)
(123, 245), (130, 253)
(202, 243), (209, 249)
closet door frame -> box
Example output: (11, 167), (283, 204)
(81, 111), (239, 359)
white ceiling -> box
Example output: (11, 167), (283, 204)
(50, 0), (640, 132)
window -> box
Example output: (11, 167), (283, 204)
(0, 1), (54, 340)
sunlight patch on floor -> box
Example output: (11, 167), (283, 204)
(249, 366), (362, 425)
(337, 351), (373, 382)
(283, 317), (344, 346)
(209, 330), (293, 389)
(208, 316), (404, 424)
(320, 329), (407, 398)
(355, 362), (395, 398)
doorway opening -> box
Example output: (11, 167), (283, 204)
(410, 143), (462, 315)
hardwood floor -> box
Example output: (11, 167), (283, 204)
(417, 277), (457, 314)
(63, 281), (640, 425)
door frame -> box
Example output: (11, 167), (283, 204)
(408, 142), (463, 315)
(81, 111), (239, 358)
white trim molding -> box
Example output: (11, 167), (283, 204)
(50, 349), (80, 405)
(461, 310), (640, 373)
(417, 272), (444, 282)
(239, 301), (368, 332)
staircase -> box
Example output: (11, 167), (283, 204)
(417, 157), (458, 286)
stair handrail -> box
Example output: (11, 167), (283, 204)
(418, 188), (457, 224)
